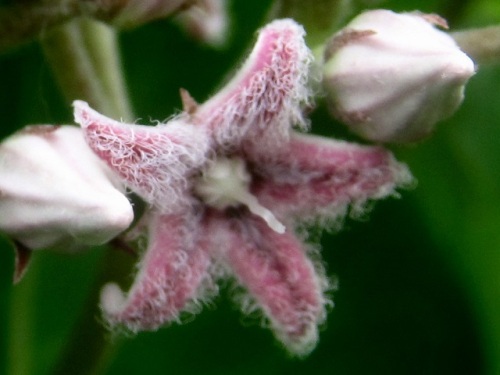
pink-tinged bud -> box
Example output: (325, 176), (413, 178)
(0, 125), (134, 253)
(91, 0), (187, 28)
(175, 0), (229, 47)
(323, 9), (475, 143)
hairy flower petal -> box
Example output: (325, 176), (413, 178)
(74, 100), (210, 213)
(194, 19), (314, 150)
(100, 212), (213, 331)
(250, 132), (412, 224)
(72, 18), (412, 355)
(222, 215), (328, 356)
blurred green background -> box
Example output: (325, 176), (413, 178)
(1, 0), (500, 374)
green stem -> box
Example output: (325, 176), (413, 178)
(39, 17), (135, 375)
(79, 19), (134, 121)
(452, 25), (500, 65)
(41, 18), (133, 119)
(41, 19), (112, 115)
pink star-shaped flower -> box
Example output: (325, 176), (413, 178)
(74, 19), (411, 355)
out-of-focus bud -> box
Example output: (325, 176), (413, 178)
(86, 0), (229, 46)
(323, 9), (475, 143)
(87, 0), (188, 28)
(175, 0), (229, 47)
(0, 125), (134, 281)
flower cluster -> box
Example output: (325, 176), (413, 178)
(1, 6), (476, 356)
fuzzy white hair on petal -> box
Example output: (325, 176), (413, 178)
(73, 100), (211, 213)
(196, 19), (315, 151)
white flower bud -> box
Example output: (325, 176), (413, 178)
(323, 9), (475, 143)
(0, 125), (134, 252)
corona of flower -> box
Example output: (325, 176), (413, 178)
(74, 19), (411, 355)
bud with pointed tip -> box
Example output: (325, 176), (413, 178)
(0, 125), (134, 255)
(323, 9), (475, 143)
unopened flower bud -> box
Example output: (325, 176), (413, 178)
(86, 0), (229, 46)
(175, 0), (229, 47)
(87, 0), (187, 28)
(0, 125), (134, 254)
(323, 9), (475, 143)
